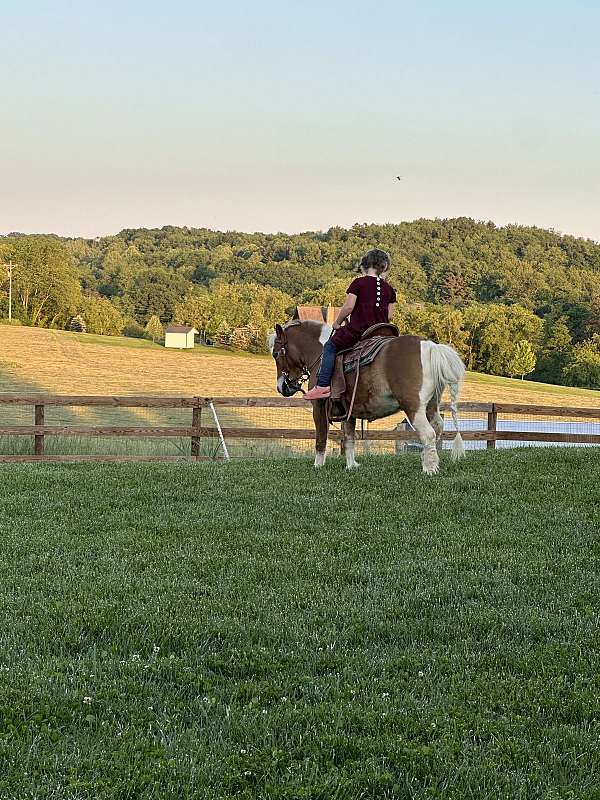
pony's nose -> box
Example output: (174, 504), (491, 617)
(281, 379), (299, 397)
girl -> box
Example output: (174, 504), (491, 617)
(303, 248), (397, 400)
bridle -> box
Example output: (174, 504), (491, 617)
(273, 332), (323, 395)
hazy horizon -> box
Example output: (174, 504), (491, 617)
(2, 0), (599, 242)
(4, 214), (600, 245)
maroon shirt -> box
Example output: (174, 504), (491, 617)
(345, 275), (397, 335)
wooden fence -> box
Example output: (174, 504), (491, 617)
(1, 394), (600, 462)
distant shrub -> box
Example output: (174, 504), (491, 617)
(0, 318), (25, 326)
(123, 318), (146, 339)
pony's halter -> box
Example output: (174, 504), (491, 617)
(273, 340), (322, 394)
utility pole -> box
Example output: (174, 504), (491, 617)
(1, 261), (14, 321)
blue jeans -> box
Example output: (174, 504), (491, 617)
(317, 340), (337, 387)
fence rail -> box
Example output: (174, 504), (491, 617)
(1, 394), (600, 462)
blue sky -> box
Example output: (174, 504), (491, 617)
(2, 0), (599, 239)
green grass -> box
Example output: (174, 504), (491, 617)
(69, 332), (163, 350)
(67, 331), (266, 359)
(1, 450), (600, 799)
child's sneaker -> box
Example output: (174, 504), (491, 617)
(303, 385), (331, 400)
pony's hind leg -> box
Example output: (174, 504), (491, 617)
(344, 416), (359, 469)
(410, 405), (439, 475)
(426, 398), (444, 444)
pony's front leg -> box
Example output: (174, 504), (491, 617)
(313, 400), (329, 467)
(344, 416), (359, 469)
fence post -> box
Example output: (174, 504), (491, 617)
(395, 421), (407, 456)
(362, 420), (370, 456)
(487, 406), (497, 450)
(34, 404), (45, 456)
(191, 406), (202, 460)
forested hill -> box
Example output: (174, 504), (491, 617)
(67, 217), (600, 303)
(2, 218), (600, 387)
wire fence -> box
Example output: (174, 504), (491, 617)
(1, 395), (600, 461)
(449, 416), (600, 450)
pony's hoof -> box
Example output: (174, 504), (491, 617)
(346, 460), (360, 470)
(422, 464), (439, 476)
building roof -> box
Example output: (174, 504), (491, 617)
(165, 325), (198, 334)
(293, 306), (341, 323)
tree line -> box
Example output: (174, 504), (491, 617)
(1, 217), (600, 387)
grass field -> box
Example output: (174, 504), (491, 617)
(2, 324), (600, 405)
(1, 449), (600, 799)
(2, 324), (600, 460)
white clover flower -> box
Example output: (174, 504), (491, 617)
(83, 696), (93, 705)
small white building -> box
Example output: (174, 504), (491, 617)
(164, 325), (198, 349)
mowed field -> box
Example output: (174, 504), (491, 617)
(2, 324), (600, 405)
(1, 449), (599, 798)
(2, 324), (600, 460)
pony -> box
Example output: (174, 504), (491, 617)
(268, 320), (466, 474)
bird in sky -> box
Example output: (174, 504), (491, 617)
(396, 176), (403, 181)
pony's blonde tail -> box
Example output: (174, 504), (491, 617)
(429, 343), (466, 461)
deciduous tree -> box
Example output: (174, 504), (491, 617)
(79, 296), (125, 336)
(6, 236), (81, 326)
(507, 340), (536, 380)
(145, 314), (164, 342)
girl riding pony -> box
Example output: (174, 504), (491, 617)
(303, 248), (397, 401)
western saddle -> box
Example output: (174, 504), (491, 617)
(329, 323), (399, 421)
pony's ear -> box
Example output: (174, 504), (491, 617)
(275, 323), (285, 339)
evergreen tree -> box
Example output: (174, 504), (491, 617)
(69, 315), (87, 333)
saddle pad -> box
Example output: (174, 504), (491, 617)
(342, 336), (393, 374)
